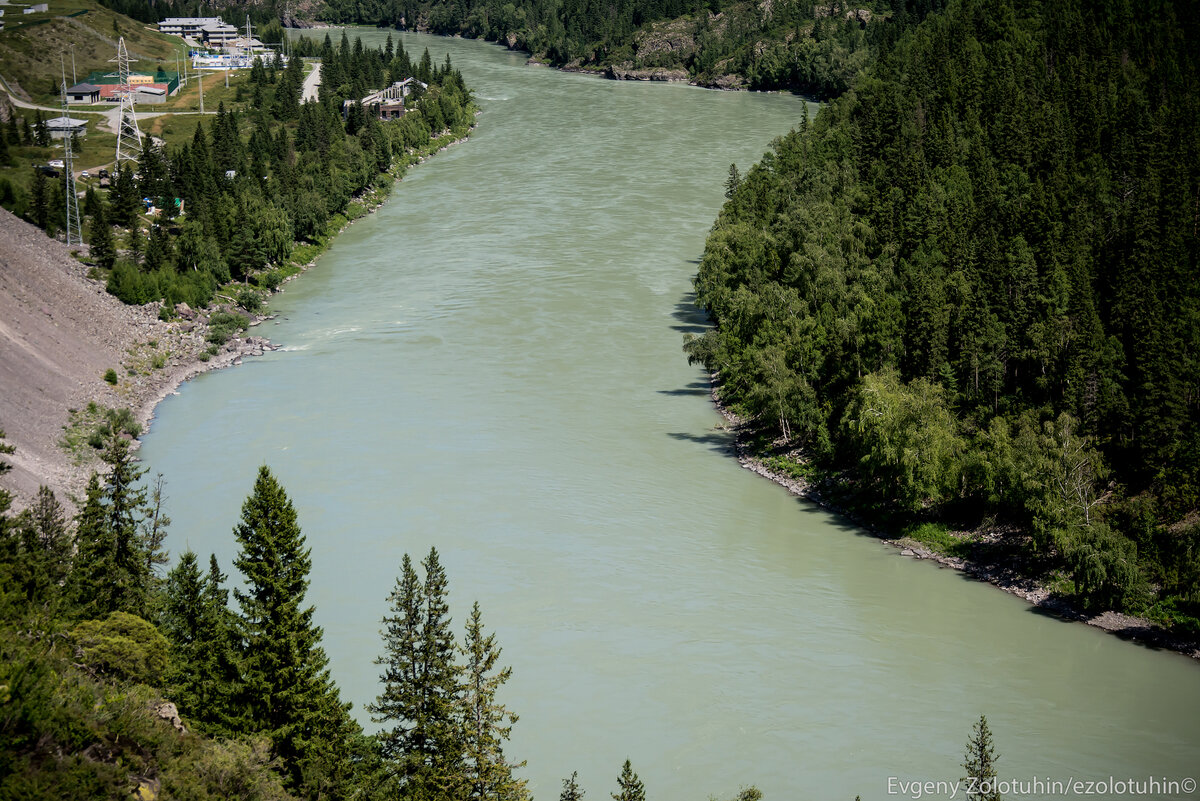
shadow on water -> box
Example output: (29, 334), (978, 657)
(658, 380), (712, 397)
(672, 291), (710, 334)
(667, 430), (734, 454)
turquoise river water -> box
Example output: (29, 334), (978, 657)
(138, 29), (1200, 801)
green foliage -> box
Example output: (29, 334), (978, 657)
(902, 523), (971, 559)
(560, 771), (585, 801)
(962, 715), (1000, 801)
(207, 312), (249, 345)
(71, 611), (170, 686)
(612, 759), (646, 801)
(369, 548), (464, 796)
(236, 286), (265, 313)
(843, 368), (965, 512)
(103, 368), (118, 385)
(688, 0), (1200, 620)
(232, 466), (360, 794)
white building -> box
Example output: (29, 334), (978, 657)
(158, 16), (225, 37)
(44, 116), (88, 140)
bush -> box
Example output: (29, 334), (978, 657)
(71, 612), (170, 686)
(103, 368), (118, 385)
(206, 312), (248, 345)
(253, 269), (283, 291)
(236, 286), (264, 312)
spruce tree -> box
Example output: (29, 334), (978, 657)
(67, 473), (116, 618)
(30, 166), (49, 230)
(611, 760), (645, 801)
(462, 601), (527, 801)
(14, 486), (71, 610)
(102, 436), (150, 616)
(560, 771), (585, 801)
(90, 202), (116, 269)
(232, 466), (357, 793)
(962, 715), (1001, 801)
(370, 547), (464, 797)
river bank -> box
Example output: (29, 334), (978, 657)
(705, 376), (1200, 661)
(0, 123), (474, 513)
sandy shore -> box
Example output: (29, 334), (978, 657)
(704, 375), (1200, 661)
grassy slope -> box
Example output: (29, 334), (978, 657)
(0, 0), (184, 104)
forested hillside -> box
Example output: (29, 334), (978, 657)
(322, 0), (942, 94)
(687, 0), (1200, 627)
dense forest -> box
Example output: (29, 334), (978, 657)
(9, 33), (474, 314)
(321, 0), (945, 95)
(86, 0), (951, 96)
(686, 0), (1200, 627)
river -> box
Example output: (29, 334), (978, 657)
(139, 29), (1200, 800)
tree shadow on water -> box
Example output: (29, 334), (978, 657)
(658, 380), (712, 397)
(671, 291), (710, 335)
(666, 430), (734, 454)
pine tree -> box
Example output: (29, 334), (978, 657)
(962, 715), (1001, 801)
(370, 547), (465, 797)
(232, 466), (357, 792)
(67, 473), (116, 617)
(33, 111), (49, 147)
(560, 771), (585, 801)
(370, 552), (423, 774)
(163, 551), (243, 735)
(14, 486), (71, 610)
(89, 202), (116, 270)
(30, 166), (49, 230)
(462, 601), (527, 801)
(102, 436), (150, 615)
(611, 760), (645, 801)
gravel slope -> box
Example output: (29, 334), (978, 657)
(0, 209), (266, 511)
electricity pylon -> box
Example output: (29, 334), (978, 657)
(111, 36), (142, 165)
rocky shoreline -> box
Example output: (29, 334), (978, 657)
(0, 126), (474, 513)
(705, 375), (1200, 661)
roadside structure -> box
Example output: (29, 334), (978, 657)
(344, 77), (427, 120)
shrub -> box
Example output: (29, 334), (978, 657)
(206, 312), (248, 345)
(71, 612), (170, 686)
(103, 368), (118, 385)
(236, 286), (264, 312)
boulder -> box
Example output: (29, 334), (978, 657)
(154, 701), (187, 734)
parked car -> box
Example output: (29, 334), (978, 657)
(48, 159), (64, 169)
(80, 170), (90, 179)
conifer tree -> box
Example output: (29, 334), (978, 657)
(30, 166), (49, 230)
(962, 715), (1000, 801)
(611, 760), (645, 801)
(89, 203), (116, 270)
(462, 601), (527, 801)
(370, 547), (465, 797)
(560, 771), (585, 801)
(232, 466), (357, 792)
(14, 486), (71, 610)
(67, 473), (116, 618)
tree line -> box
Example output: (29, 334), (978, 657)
(9, 34), (474, 314)
(317, 0), (953, 96)
(687, 0), (1200, 627)
(0, 432), (671, 799)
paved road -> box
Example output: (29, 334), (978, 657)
(301, 61), (321, 103)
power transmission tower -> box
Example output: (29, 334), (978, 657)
(111, 36), (142, 165)
(60, 60), (82, 247)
